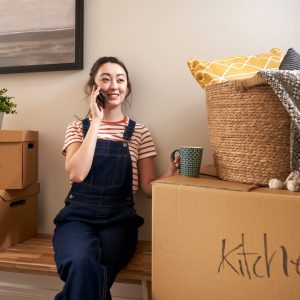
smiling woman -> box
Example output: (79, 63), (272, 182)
(0, 0), (83, 73)
(52, 56), (179, 300)
(95, 64), (128, 112)
(85, 56), (133, 114)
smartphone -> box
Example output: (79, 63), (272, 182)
(96, 89), (106, 109)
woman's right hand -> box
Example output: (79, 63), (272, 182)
(90, 85), (104, 122)
(65, 86), (103, 182)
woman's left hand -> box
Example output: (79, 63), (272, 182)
(170, 155), (180, 176)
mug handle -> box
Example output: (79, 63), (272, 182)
(171, 149), (180, 162)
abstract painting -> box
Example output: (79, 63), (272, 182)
(0, 0), (83, 73)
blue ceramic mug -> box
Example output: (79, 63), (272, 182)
(171, 146), (203, 177)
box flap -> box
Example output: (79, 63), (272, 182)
(0, 131), (38, 142)
(0, 182), (40, 201)
(153, 175), (257, 192)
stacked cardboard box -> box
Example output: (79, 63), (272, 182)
(152, 174), (300, 300)
(0, 130), (39, 250)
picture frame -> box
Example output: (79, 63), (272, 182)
(0, 0), (84, 74)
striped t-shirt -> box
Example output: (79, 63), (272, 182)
(62, 116), (157, 192)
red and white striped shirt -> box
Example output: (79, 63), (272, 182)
(62, 116), (157, 192)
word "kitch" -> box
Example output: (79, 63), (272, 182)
(217, 233), (300, 279)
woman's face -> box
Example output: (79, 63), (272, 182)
(95, 63), (128, 108)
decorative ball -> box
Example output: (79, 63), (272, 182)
(268, 178), (284, 190)
(286, 180), (300, 192)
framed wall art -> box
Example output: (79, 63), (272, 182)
(0, 0), (83, 73)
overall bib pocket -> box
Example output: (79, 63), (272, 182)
(85, 152), (128, 189)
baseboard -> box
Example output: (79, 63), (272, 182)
(0, 282), (57, 300)
(0, 281), (142, 300)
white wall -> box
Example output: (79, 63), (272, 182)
(0, 0), (299, 298)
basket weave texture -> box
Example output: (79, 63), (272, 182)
(205, 79), (290, 185)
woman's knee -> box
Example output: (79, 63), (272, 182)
(75, 254), (101, 273)
(57, 252), (99, 280)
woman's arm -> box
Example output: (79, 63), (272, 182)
(65, 119), (100, 182)
(138, 157), (156, 198)
(138, 156), (179, 198)
(65, 85), (103, 183)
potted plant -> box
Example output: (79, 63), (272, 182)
(0, 88), (17, 129)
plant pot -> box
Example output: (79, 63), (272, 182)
(0, 112), (4, 129)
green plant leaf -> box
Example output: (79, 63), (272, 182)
(0, 88), (17, 114)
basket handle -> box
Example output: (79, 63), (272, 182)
(234, 74), (267, 92)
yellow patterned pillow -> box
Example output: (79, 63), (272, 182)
(187, 48), (282, 89)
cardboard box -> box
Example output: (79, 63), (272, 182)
(0, 130), (38, 189)
(0, 182), (39, 251)
(152, 175), (300, 300)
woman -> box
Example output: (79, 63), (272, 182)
(53, 56), (179, 300)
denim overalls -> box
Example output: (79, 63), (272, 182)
(53, 118), (144, 300)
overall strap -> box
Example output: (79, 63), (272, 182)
(82, 118), (90, 137)
(123, 119), (136, 141)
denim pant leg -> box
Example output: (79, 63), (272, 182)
(53, 221), (109, 300)
(98, 221), (139, 289)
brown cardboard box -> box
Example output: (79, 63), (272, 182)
(152, 175), (300, 300)
(0, 182), (39, 250)
(0, 130), (38, 189)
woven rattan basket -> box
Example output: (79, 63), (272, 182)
(205, 75), (290, 185)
